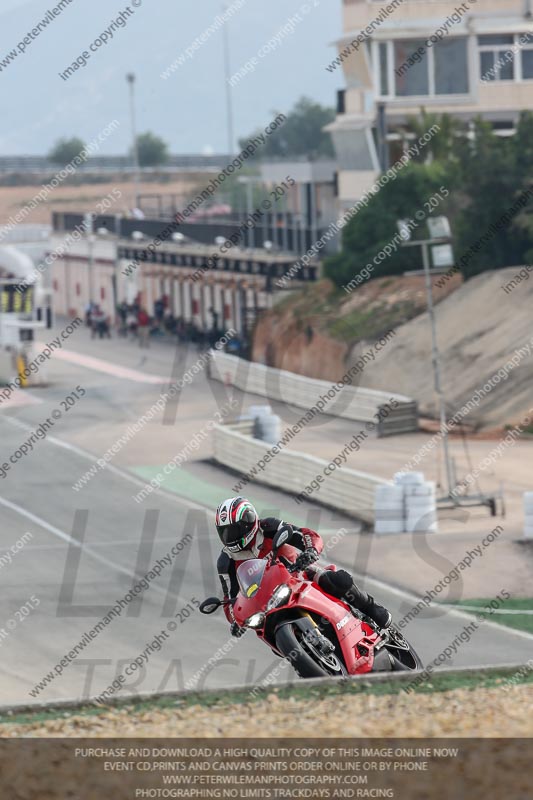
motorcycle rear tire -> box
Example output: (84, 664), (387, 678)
(275, 623), (330, 679)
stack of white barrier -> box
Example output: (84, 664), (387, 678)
(374, 485), (405, 535)
(247, 405), (282, 445)
(374, 472), (438, 534)
(396, 472), (438, 534)
(524, 492), (533, 539)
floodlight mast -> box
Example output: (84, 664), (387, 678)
(396, 217), (501, 515)
(420, 239), (455, 501)
(398, 222), (455, 500)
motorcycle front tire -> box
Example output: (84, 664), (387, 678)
(275, 623), (329, 679)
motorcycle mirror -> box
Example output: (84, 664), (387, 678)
(199, 597), (222, 614)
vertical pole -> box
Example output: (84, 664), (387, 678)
(310, 180), (318, 246)
(87, 214), (95, 304)
(127, 73), (140, 210)
(112, 214), (120, 322)
(246, 181), (253, 248)
(422, 242), (454, 498)
(282, 190), (288, 252)
(222, 4), (235, 154)
(377, 102), (389, 171)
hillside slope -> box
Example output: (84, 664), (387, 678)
(254, 269), (533, 428)
(359, 267), (533, 427)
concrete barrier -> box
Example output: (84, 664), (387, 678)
(213, 422), (386, 524)
(209, 351), (418, 436)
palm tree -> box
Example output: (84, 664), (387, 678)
(401, 109), (465, 163)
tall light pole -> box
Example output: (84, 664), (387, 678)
(222, 4), (235, 154)
(126, 72), (140, 210)
(397, 218), (456, 497)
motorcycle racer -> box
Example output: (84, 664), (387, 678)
(215, 496), (392, 637)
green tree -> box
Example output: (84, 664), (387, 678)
(48, 137), (86, 165)
(403, 109), (465, 165)
(239, 97), (335, 159)
(453, 117), (529, 277)
(136, 132), (169, 167)
(327, 111), (533, 290)
(325, 162), (451, 289)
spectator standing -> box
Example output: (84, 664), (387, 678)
(137, 307), (150, 348)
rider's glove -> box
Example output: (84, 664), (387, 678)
(231, 622), (246, 638)
(293, 547), (319, 572)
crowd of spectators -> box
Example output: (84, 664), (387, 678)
(86, 294), (243, 353)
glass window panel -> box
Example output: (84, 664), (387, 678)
(379, 43), (389, 95)
(478, 35), (514, 46)
(498, 49), (515, 80)
(480, 51), (496, 80)
(394, 39), (429, 96)
(519, 32), (533, 46)
(522, 49), (533, 78)
(435, 38), (468, 94)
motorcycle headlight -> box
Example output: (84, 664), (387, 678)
(245, 612), (265, 629)
(266, 583), (292, 611)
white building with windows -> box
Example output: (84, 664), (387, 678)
(327, 0), (533, 208)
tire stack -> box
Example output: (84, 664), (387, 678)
(248, 405), (281, 445)
(374, 472), (438, 534)
(398, 473), (438, 534)
(374, 484), (405, 535)
(524, 492), (533, 539)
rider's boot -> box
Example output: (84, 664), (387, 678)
(316, 569), (392, 629)
(345, 584), (392, 630)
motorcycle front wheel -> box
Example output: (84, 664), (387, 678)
(275, 623), (343, 679)
(383, 627), (423, 671)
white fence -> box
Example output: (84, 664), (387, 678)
(209, 352), (418, 436)
(213, 423), (387, 524)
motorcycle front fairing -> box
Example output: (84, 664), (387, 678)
(279, 580), (380, 674)
(233, 558), (381, 674)
(233, 557), (298, 625)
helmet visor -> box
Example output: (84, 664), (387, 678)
(217, 516), (256, 552)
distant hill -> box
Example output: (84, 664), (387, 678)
(253, 268), (533, 428)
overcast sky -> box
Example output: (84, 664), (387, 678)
(0, 0), (342, 155)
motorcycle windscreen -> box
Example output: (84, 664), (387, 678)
(236, 559), (267, 598)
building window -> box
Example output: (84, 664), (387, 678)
(435, 38), (469, 94)
(378, 37), (469, 98)
(478, 35), (515, 81)
(394, 39), (429, 96)
(522, 49), (533, 78)
(478, 33), (533, 82)
(379, 42), (389, 96)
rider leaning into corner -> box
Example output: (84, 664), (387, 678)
(216, 496), (392, 638)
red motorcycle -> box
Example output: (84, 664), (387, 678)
(200, 536), (422, 678)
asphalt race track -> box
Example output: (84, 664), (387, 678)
(0, 330), (531, 707)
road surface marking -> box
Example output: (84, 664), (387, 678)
(0, 389), (42, 410)
(53, 349), (169, 384)
(3, 415), (531, 644)
(0, 494), (167, 600)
